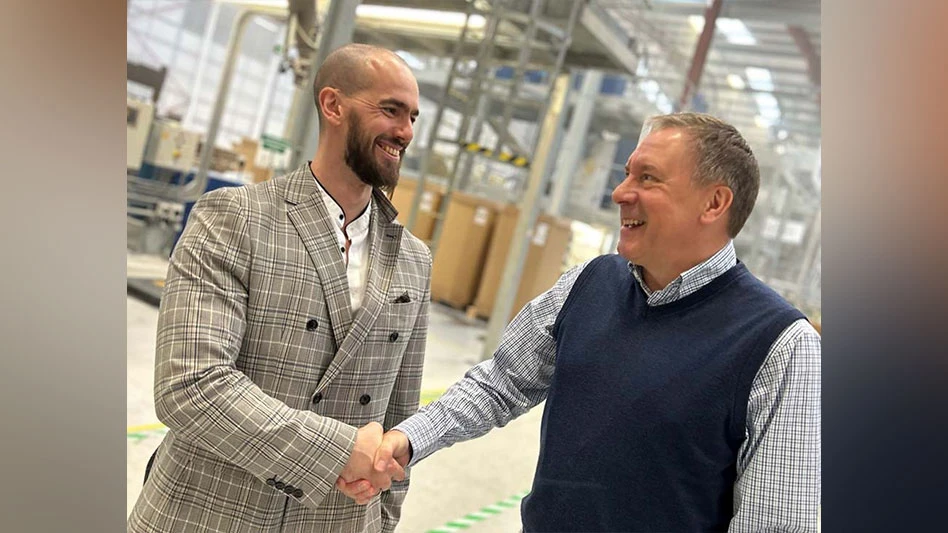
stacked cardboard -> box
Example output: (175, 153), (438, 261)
(233, 138), (274, 183)
(429, 191), (502, 309)
(390, 177), (445, 242)
(472, 209), (572, 322)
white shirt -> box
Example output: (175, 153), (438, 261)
(312, 173), (371, 313)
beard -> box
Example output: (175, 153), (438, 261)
(344, 113), (402, 190)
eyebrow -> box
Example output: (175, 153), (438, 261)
(379, 98), (419, 118)
(625, 162), (660, 174)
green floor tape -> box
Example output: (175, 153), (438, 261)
(426, 491), (529, 532)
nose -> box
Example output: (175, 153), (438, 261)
(394, 116), (414, 146)
(611, 175), (637, 206)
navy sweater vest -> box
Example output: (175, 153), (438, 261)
(520, 254), (804, 532)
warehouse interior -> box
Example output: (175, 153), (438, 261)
(127, 0), (821, 530)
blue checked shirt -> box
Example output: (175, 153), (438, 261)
(396, 241), (821, 532)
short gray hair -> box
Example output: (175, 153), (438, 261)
(642, 112), (760, 237)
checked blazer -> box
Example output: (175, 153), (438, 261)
(128, 164), (431, 532)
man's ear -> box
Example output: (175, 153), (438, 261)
(700, 185), (733, 226)
(318, 87), (344, 127)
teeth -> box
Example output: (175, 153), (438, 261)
(621, 219), (645, 227)
(380, 144), (399, 157)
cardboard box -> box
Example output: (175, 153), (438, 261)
(390, 177), (445, 242)
(429, 191), (500, 309)
(472, 209), (573, 321)
(233, 137), (259, 170)
(204, 145), (242, 172)
(248, 165), (273, 184)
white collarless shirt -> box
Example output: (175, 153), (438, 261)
(311, 169), (371, 313)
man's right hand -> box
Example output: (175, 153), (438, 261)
(337, 422), (405, 504)
(336, 429), (411, 504)
(373, 429), (411, 474)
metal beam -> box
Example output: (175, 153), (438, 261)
(288, 0), (361, 169)
(549, 70), (603, 216)
(480, 74), (570, 361)
(580, 0), (642, 75)
(703, 60), (809, 77)
(678, 0), (723, 111)
(186, 5), (289, 201)
(642, 1), (820, 29)
(787, 25), (821, 89)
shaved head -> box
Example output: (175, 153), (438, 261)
(313, 43), (410, 130)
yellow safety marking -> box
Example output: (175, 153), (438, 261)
(127, 422), (167, 433)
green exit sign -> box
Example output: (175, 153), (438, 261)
(261, 134), (291, 153)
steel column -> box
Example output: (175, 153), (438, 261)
(480, 73), (570, 361)
(184, 6), (288, 201)
(288, 0), (361, 170)
(548, 69), (602, 216)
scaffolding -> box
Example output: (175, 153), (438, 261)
(405, 0), (586, 257)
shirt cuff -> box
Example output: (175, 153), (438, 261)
(393, 411), (441, 467)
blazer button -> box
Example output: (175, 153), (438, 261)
(266, 478), (276, 486)
(359, 394), (371, 405)
(389, 332), (399, 342)
(312, 392), (323, 404)
(275, 481), (285, 490)
(293, 488), (304, 498)
(283, 484), (295, 494)
(306, 319), (318, 331)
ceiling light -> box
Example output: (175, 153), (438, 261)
(753, 92), (781, 121)
(727, 74), (746, 90)
(688, 15), (705, 33)
(716, 18), (756, 45)
(745, 67), (774, 92)
(356, 6), (486, 29)
(688, 16), (756, 45)
(639, 79), (660, 103)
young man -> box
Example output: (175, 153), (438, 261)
(129, 44), (428, 532)
(342, 113), (821, 532)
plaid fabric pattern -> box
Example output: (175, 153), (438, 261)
(128, 164), (432, 533)
(398, 241), (821, 532)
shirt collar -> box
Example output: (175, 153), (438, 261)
(308, 163), (371, 237)
(628, 240), (737, 306)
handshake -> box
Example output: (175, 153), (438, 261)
(335, 422), (411, 505)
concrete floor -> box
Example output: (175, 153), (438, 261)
(127, 294), (541, 532)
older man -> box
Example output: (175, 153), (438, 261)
(343, 112), (821, 532)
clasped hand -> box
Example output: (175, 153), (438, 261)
(335, 422), (411, 505)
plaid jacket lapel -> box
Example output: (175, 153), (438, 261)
(317, 189), (403, 390)
(283, 164), (353, 349)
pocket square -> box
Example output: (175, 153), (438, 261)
(394, 291), (411, 303)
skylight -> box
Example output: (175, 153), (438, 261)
(753, 92), (781, 128)
(688, 16), (757, 45)
(745, 67), (775, 92)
